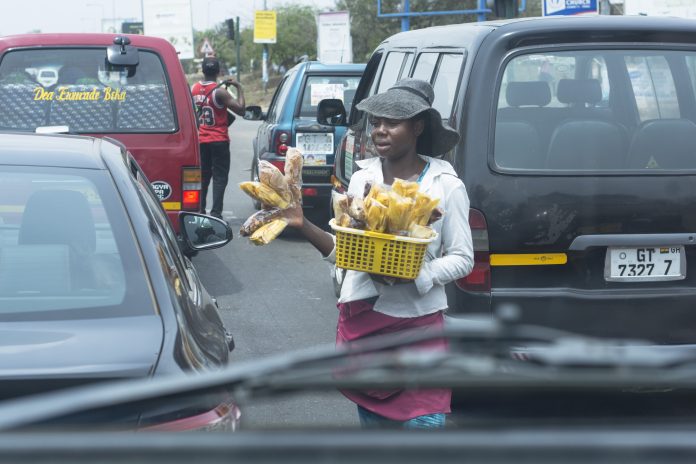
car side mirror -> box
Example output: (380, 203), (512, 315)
(317, 98), (347, 126)
(244, 105), (265, 120)
(179, 212), (233, 251)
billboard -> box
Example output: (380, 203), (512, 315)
(543, 0), (598, 16)
(317, 11), (353, 64)
(254, 10), (277, 44)
(142, 0), (194, 59)
(624, 0), (696, 18)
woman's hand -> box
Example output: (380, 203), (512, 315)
(281, 201), (305, 228)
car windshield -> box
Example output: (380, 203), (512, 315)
(0, 166), (153, 320)
(5, 12), (696, 464)
(0, 48), (176, 133)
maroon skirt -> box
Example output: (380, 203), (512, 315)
(336, 298), (451, 421)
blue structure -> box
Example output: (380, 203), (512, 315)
(377, 0), (527, 31)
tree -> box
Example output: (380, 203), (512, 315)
(267, 4), (319, 69)
(336, 0), (497, 62)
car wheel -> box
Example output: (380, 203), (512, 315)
(250, 158), (261, 210)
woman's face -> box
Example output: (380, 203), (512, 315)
(369, 116), (424, 161)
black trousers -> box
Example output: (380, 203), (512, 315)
(200, 141), (231, 217)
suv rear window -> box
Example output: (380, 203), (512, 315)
(0, 48), (176, 133)
(495, 49), (696, 171)
(298, 75), (361, 118)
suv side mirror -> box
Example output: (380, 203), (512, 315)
(244, 105), (265, 120)
(317, 99), (347, 126)
(179, 212), (233, 251)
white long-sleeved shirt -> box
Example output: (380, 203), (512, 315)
(325, 155), (474, 318)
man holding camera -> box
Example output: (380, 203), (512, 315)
(191, 56), (246, 220)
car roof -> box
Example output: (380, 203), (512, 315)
(380, 15), (696, 47)
(0, 132), (114, 169)
(0, 33), (176, 51)
(291, 61), (366, 74)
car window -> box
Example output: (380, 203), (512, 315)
(626, 55), (680, 121)
(298, 75), (361, 118)
(431, 53), (464, 118)
(267, 75), (294, 123)
(130, 162), (194, 293)
(494, 49), (696, 171)
(265, 76), (287, 123)
(401, 53), (414, 79)
(411, 52), (439, 82)
(0, 48), (176, 133)
(376, 52), (407, 94)
(0, 166), (153, 321)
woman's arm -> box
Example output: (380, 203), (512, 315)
(414, 182), (474, 295)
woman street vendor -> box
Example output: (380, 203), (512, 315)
(282, 78), (474, 428)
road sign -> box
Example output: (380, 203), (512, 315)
(200, 38), (214, 56)
(543, 0), (598, 16)
(254, 10), (277, 44)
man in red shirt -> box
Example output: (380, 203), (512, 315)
(191, 56), (246, 220)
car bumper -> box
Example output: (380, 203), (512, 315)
(448, 287), (696, 344)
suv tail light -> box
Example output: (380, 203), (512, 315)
(182, 167), (201, 211)
(456, 208), (490, 293)
(274, 131), (290, 156)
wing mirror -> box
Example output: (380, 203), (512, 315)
(244, 105), (265, 120)
(317, 98), (347, 126)
(179, 213), (233, 251)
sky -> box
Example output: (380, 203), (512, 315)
(0, 0), (337, 35)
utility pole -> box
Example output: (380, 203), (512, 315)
(262, 0), (269, 93)
(236, 16), (241, 82)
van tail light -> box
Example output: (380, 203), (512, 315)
(274, 131), (290, 156)
(141, 402), (241, 432)
(302, 187), (318, 197)
(456, 208), (491, 293)
(182, 167), (201, 211)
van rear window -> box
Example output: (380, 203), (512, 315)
(0, 48), (176, 133)
(495, 50), (696, 172)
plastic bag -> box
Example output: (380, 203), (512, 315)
(258, 160), (291, 203)
(250, 219), (288, 246)
(239, 181), (290, 209)
(240, 207), (282, 237)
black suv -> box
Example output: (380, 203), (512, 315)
(329, 16), (696, 344)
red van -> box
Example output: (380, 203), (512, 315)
(0, 33), (201, 231)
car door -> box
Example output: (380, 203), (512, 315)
(128, 159), (229, 367)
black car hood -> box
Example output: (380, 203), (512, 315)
(0, 315), (163, 397)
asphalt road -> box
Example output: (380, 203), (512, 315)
(191, 118), (358, 429)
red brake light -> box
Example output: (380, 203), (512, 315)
(302, 187), (318, 197)
(183, 190), (200, 210)
(456, 209), (491, 293)
(274, 131), (291, 156)
(182, 167), (201, 211)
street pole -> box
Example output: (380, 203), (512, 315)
(236, 16), (241, 82)
(262, 0), (269, 93)
(401, 0), (410, 32)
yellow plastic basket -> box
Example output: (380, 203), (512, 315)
(330, 219), (437, 280)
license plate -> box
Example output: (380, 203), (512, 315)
(296, 132), (333, 155)
(604, 246), (686, 282)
